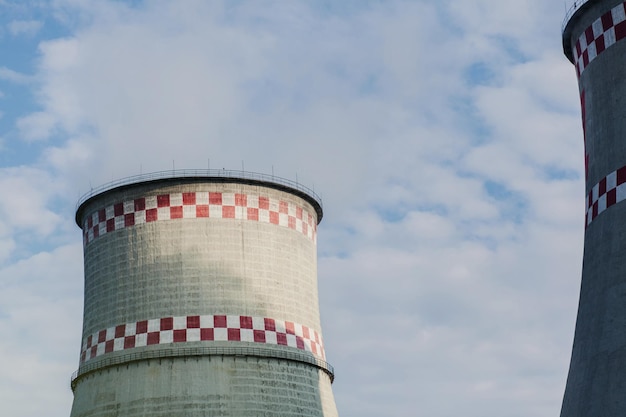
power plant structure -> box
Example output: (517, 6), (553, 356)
(68, 170), (338, 417)
(561, 0), (626, 415)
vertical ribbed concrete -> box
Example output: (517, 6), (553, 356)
(561, 1), (626, 415)
(69, 174), (338, 417)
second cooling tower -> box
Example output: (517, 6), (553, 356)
(561, 0), (626, 416)
(69, 172), (338, 417)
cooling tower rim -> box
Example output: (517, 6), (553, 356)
(75, 169), (323, 227)
(562, 0), (595, 63)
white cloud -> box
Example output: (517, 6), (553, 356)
(16, 111), (57, 141)
(0, 66), (31, 84)
(7, 19), (43, 37)
(0, 1), (588, 416)
(0, 167), (66, 263)
(0, 244), (83, 417)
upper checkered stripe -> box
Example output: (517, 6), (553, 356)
(585, 165), (626, 227)
(80, 314), (325, 364)
(573, 2), (626, 77)
(82, 192), (317, 245)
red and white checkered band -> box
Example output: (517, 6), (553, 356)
(572, 2), (626, 77)
(585, 165), (626, 227)
(80, 315), (325, 364)
(82, 192), (317, 246)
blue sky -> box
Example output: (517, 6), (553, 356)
(0, 1), (585, 416)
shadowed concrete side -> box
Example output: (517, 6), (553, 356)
(561, 1), (626, 415)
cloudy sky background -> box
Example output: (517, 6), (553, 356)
(0, 1), (586, 416)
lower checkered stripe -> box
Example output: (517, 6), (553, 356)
(585, 165), (626, 227)
(80, 315), (325, 363)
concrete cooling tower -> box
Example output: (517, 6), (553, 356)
(68, 171), (338, 417)
(561, 0), (626, 415)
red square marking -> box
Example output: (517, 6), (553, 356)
(254, 330), (266, 343)
(98, 330), (107, 343)
(302, 326), (310, 339)
(276, 333), (287, 346)
(600, 178), (607, 196)
(161, 317), (174, 330)
(90, 346), (97, 357)
(170, 206), (183, 219)
(105, 340), (114, 353)
(264, 318), (276, 331)
(235, 194), (247, 206)
(81, 352), (86, 362)
(279, 201), (288, 213)
(124, 335), (136, 349)
(136, 320), (148, 334)
(183, 192), (196, 205)
(296, 207), (302, 219)
(247, 208), (258, 220)
(174, 329), (187, 342)
(196, 205), (209, 217)
(593, 201), (599, 218)
(259, 196), (269, 210)
(86, 335), (93, 348)
(201, 328), (214, 341)
(209, 192), (222, 205)
(87, 217), (93, 228)
(296, 336), (305, 350)
(146, 208), (158, 222)
(596, 36), (606, 54)
(285, 321), (295, 335)
(214, 315), (227, 328)
(187, 316), (200, 328)
(618, 167), (626, 186)
(585, 27), (594, 44)
(93, 227), (99, 238)
(228, 328), (241, 341)
(125, 213), (135, 227)
(240, 316), (253, 329)
(98, 209), (106, 222)
(602, 11), (614, 31)
(106, 218), (115, 232)
(114, 203), (124, 216)
(616, 21), (626, 42)
(269, 211), (279, 225)
(288, 216), (296, 229)
(157, 194), (170, 208)
(608, 189), (617, 207)
(223, 206), (235, 218)
(147, 332), (160, 345)
(582, 50), (589, 67)
(115, 325), (126, 338)
(134, 198), (146, 211)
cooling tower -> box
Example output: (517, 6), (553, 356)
(69, 171), (338, 417)
(561, 1), (626, 415)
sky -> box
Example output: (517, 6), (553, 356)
(0, 1), (586, 416)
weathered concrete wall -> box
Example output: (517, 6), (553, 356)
(71, 357), (336, 417)
(561, 1), (626, 415)
(69, 178), (338, 417)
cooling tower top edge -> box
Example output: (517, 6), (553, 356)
(75, 169), (323, 226)
(562, 0), (597, 62)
